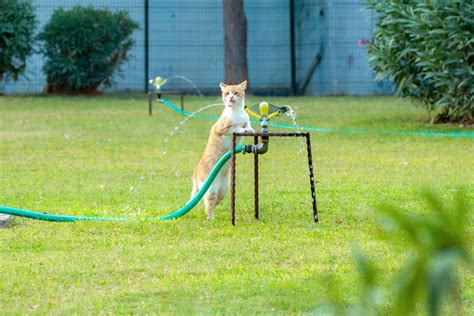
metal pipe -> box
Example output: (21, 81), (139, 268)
(305, 133), (318, 222)
(230, 135), (237, 225)
(148, 92), (152, 115)
(254, 135), (259, 220)
(243, 135), (268, 155)
(243, 118), (270, 155)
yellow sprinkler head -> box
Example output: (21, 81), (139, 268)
(246, 102), (288, 123)
(245, 106), (261, 120)
(259, 102), (269, 116)
(149, 76), (168, 89)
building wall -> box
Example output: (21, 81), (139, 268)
(295, 0), (391, 95)
(3, 0), (391, 95)
(149, 0), (292, 93)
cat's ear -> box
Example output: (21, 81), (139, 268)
(220, 82), (227, 91)
(238, 80), (247, 90)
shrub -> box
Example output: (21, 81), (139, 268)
(366, 1), (474, 123)
(0, 0), (37, 84)
(37, 6), (139, 94)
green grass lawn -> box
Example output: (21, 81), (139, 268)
(0, 94), (472, 314)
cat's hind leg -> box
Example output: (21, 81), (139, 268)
(216, 174), (229, 206)
(204, 172), (229, 220)
(204, 192), (218, 220)
(203, 177), (224, 220)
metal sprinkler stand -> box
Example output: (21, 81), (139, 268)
(230, 130), (318, 225)
(148, 90), (185, 116)
(147, 77), (187, 115)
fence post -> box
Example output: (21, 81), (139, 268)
(144, 0), (149, 93)
(289, 0), (297, 95)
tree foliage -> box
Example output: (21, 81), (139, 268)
(367, 0), (474, 123)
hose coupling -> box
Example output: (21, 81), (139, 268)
(243, 137), (269, 155)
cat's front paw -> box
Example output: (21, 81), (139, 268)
(243, 127), (255, 133)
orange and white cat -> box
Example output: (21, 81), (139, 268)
(191, 80), (254, 219)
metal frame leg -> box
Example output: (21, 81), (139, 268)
(254, 135), (259, 220)
(148, 92), (153, 116)
(305, 133), (318, 222)
(230, 134), (237, 225)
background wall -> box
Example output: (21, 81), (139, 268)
(3, 0), (392, 95)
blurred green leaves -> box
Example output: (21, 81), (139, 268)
(36, 6), (139, 94)
(380, 190), (471, 315)
(366, 1), (474, 123)
(319, 189), (472, 315)
(0, 0), (37, 84)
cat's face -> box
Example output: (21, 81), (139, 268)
(220, 81), (247, 109)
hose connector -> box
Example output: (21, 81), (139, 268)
(243, 141), (268, 155)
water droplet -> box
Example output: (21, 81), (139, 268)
(161, 102), (224, 156)
(167, 75), (203, 96)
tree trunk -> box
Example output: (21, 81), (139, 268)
(223, 0), (250, 90)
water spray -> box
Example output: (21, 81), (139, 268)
(149, 75), (203, 96)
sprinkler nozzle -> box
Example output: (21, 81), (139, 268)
(245, 102), (290, 131)
(149, 76), (168, 90)
(279, 106), (289, 114)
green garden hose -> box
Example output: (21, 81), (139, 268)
(160, 98), (474, 138)
(0, 145), (245, 222)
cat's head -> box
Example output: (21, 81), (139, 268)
(220, 80), (247, 109)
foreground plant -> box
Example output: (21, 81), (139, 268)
(318, 189), (472, 315)
(380, 190), (472, 315)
